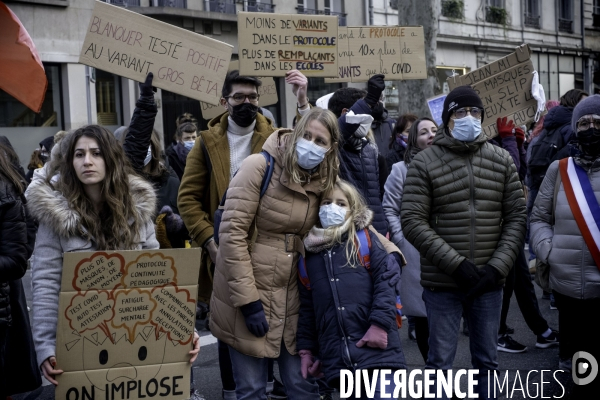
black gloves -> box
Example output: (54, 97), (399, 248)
(451, 259), (481, 291)
(240, 300), (269, 337)
(139, 72), (155, 97)
(382, 253), (402, 294)
(466, 264), (501, 300)
(365, 74), (386, 108)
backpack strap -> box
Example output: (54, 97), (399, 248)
(298, 255), (311, 290)
(259, 151), (275, 197)
(355, 228), (372, 269)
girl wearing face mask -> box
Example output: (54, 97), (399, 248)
(386, 113), (417, 172)
(166, 122), (197, 181)
(209, 108), (339, 400)
(382, 117), (437, 363)
(297, 180), (405, 399)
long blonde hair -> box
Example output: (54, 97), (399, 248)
(322, 179), (370, 267)
(282, 108), (340, 193)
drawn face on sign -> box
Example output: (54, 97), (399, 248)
(81, 327), (168, 390)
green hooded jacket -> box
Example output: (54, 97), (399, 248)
(400, 129), (526, 289)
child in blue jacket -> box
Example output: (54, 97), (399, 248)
(297, 179), (405, 399)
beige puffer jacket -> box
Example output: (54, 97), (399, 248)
(210, 130), (326, 358)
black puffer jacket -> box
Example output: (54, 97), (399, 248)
(124, 91), (181, 215)
(338, 99), (388, 234)
(0, 179), (29, 326)
(297, 216), (405, 385)
(527, 106), (573, 190)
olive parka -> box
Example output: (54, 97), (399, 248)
(177, 112), (275, 302)
(400, 128), (527, 289)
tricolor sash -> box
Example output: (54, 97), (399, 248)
(559, 157), (600, 270)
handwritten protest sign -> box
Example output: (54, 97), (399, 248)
(447, 44), (537, 138)
(324, 27), (356, 83)
(237, 11), (338, 77)
(79, 1), (233, 105)
(200, 60), (278, 120)
(326, 26), (426, 83)
(55, 249), (201, 400)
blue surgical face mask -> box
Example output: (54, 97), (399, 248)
(319, 203), (348, 228)
(451, 115), (482, 142)
(296, 138), (329, 170)
(183, 140), (195, 151)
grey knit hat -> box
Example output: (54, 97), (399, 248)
(573, 94), (600, 134)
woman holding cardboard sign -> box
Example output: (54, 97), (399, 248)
(210, 107), (340, 400)
(26, 126), (200, 386)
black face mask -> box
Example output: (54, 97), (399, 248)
(578, 128), (600, 157)
(371, 102), (385, 120)
(229, 103), (259, 128)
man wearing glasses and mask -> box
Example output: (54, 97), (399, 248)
(400, 85), (526, 400)
(178, 69), (309, 400)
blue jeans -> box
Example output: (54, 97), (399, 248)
(423, 288), (502, 400)
(228, 342), (320, 400)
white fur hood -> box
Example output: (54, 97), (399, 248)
(25, 173), (156, 238)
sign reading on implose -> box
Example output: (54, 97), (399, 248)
(79, 1), (233, 105)
(55, 249), (201, 400)
(447, 44), (537, 138)
(325, 25), (427, 83)
(237, 11), (338, 77)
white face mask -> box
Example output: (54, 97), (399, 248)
(296, 138), (329, 170)
(451, 116), (482, 142)
(143, 145), (152, 166)
(319, 203), (348, 228)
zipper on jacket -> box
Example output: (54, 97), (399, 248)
(466, 155), (476, 263)
(326, 250), (353, 367)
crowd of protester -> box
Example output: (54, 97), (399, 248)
(1, 67), (599, 400)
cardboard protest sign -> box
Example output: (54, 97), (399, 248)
(324, 27), (357, 83)
(79, 1), (233, 105)
(447, 44), (537, 138)
(427, 94), (447, 126)
(200, 60), (278, 120)
(326, 26), (426, 83)
(55, 249), (201, 400)
(237, 11), (338, 77)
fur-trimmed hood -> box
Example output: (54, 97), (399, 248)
(304, 206), (373, 253)
(25, 173), (156, 238)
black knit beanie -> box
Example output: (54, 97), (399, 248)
(442, 86), (485, 127)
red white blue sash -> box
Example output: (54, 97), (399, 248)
(559, 158), (600, 269)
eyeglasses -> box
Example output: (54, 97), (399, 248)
(224, 93), (260, 104)
(452, 107), (483, 120)
(577, 115), (600, 131)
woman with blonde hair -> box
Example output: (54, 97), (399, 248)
(210, 107), (340, 399)
(26, 125), (199, 386)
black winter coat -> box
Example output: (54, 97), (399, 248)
(338, 99), (388, 234)
(297, 230), (405, 386)
(0, 179), (28, 326)
(371, 113), (395, 159)
(124, 92), (181, 215)
(385, 141), (406, 173)
(165, 142), (189, 181)
(527, 106), (573, 190)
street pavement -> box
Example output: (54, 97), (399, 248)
(15, 269), (570, 400)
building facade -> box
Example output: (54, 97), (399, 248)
(435, 0), (598, 101)
(1, 0), (401, 168)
